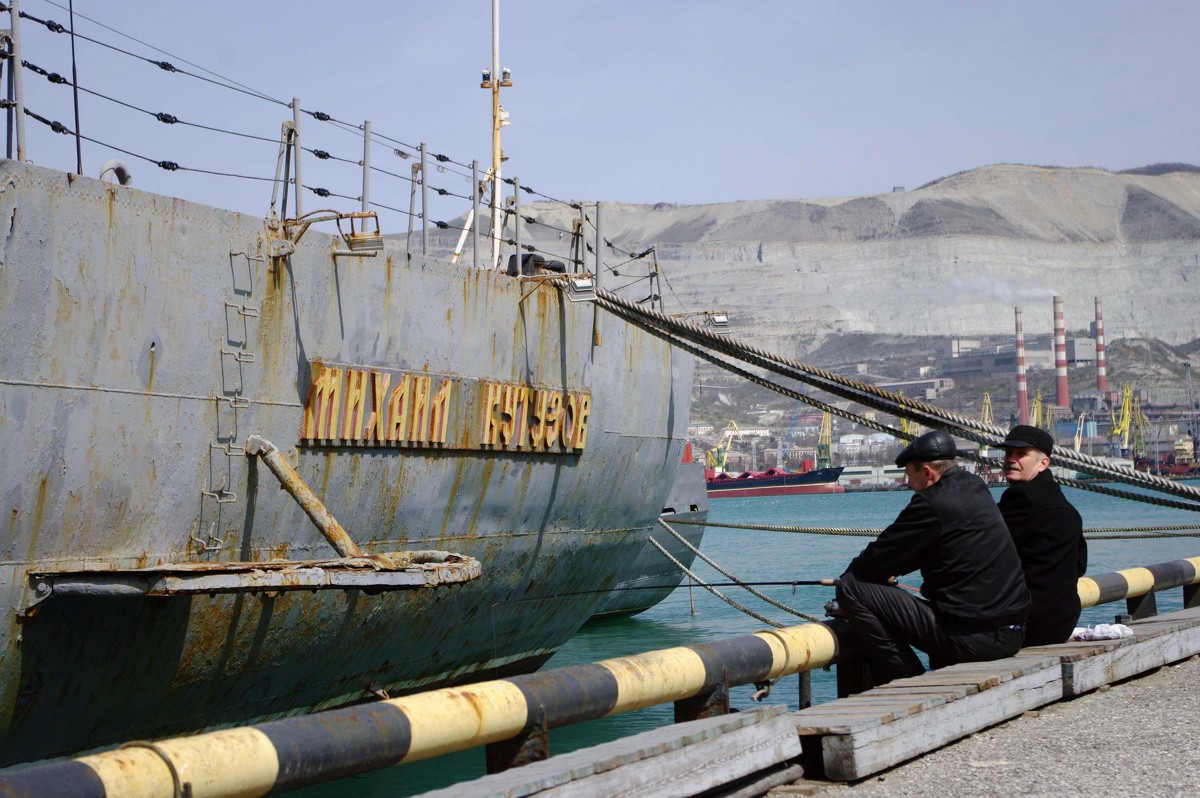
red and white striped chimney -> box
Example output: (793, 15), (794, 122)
(1015, 306), (1029, 425)
(1094, 296), (1108, 393)
(1053, 295), (1069, 409)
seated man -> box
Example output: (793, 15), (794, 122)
(836, 429), (1030, 685)
(995, 424), (1087, 646)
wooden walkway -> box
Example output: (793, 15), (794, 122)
(416, 606), (1200, 797)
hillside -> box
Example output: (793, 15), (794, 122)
(423, 163), (1200, 350)
(419, 162), (1200, 423)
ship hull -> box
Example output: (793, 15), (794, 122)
(0, 160), (693, 765)
(706, 467), (845, 499)
(589, 461), (709, 620)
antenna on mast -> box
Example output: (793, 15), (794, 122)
(481, 0), (512, 269)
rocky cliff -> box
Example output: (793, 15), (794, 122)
(433, 164), (1200, 356)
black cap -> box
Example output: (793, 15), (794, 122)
(995, 424), (1054, 456)
(895, 430), (957, 467)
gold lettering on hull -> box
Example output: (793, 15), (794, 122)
(300, 360), (589, 454)
(479, 381), (590, 452)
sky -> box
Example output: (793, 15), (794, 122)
(12, 0), (1200, 232)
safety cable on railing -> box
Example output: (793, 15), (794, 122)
(17, 2), (601, 240)
(22, 108), (280, 182)
(22, 58), (281, 145)
(657, 519), (821, 622)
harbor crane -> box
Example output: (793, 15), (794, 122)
(705, 421), (741, 474)
(1184, 364), (1199, 466)
(1110, 384), (1136, 458)
(817, 413), (833, 469)
(1132, 395), (1149, 460)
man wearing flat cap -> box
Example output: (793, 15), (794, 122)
(995, 424), (1087, 646)
(836, 429), (1030, 685)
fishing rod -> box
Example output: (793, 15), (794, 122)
(494, 579), (839, 606)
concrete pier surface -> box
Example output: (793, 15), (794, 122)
(793, 654), (1200, 798)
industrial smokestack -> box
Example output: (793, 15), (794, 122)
(1016, 306), (1029, 425)
(1095, 296), (1108, 394)
(1054, 295), (1068, 409)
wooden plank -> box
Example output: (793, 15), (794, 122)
(815, 658), (1063, 780)
(802, 615), (1200, 782)
(871, 684), (975, 702)
(793, 655), (1059, 737)
(1135, 606), (1200, 624)
(412, 706), (802, 798)
(1020, 639), (1130, 662)
(1129, 606), (1200, 632)
(1069, 622), (1200, 695)
(793, 713), (887, 736)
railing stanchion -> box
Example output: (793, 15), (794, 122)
(1126, 591), (1158, 620)
(485, 707), (548, 774)
(674, 670), (730, 722)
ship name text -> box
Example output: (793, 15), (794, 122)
(300, 361), (590, 453)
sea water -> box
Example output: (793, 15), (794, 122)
(287, 485), (1200, 796)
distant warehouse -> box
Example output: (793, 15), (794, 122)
(936, 336), (1095, 379)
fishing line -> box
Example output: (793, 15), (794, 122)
(491, 579), (839, 607)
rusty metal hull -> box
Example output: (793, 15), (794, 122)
(0, 159), (694, 765)
(589, 461), (709, 620)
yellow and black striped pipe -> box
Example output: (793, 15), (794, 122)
(1077, 555), (1200, 608)
(8, 556), (1198, 797)
(0, 622), (844, 797)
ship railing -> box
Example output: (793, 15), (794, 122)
(3, 555), (1198, 796)
(5, 3), (613, 283)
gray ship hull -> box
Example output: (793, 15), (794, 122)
(589, 461), (709, 620)
(0, 159), (693, 765)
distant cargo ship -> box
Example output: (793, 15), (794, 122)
(705, 466), (845, 498)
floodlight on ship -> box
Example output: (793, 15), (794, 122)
(564, 275), (598, 303)
(336, 212), (384, 255)
(281, 210), (384, 259)
(705, 311), (731, 333)
(671, 310), (732, 335)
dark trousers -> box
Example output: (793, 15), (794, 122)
(836, 572), (1026, 685)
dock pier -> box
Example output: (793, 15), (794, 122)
(409, 606), (1200, 797)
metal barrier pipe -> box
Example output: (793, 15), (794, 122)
(1078, 556), (1200, 608)
(12, 556), (1200, 795)
(0, 621), (847, 797)
(244, 435), (364, 558)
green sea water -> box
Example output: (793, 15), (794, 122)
(287, 485), (1200, 796)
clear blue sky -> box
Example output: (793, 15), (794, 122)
(14, 0), (1200, 228)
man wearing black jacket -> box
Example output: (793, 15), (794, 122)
(996, 424), (1087, 646)
(836, 429), (1031, 685)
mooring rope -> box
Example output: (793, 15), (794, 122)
(670, 517), (1200, 539)
(657, 519), (822, 622)
(646, 537), (785, 628)
(599, 306), (1200, 513)
(590, 286), (1200, 509)
(595, 295), (1200, 513)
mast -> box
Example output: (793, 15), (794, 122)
(485, 0), (512, 269)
